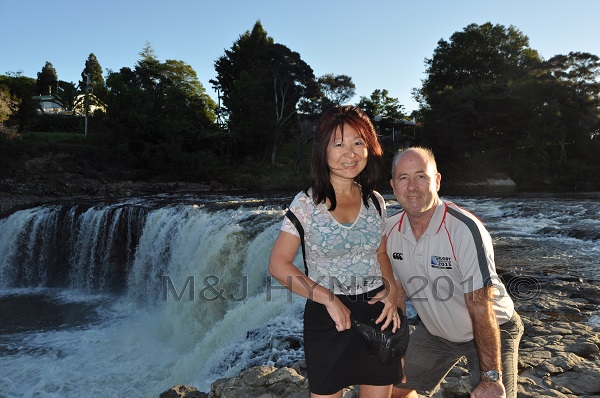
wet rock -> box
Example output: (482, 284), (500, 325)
(210, 366), (308, 398)
(159, 385), (208, 398)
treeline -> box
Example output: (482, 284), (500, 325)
(1, 21), (599, 191)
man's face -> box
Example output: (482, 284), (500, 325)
(390, 150), (441, 217)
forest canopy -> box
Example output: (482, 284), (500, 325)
(1, 21), (599, 191)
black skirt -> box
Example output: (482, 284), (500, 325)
(303, 285), (403, 395)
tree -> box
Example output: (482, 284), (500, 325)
(415, 23), (543, 179)
(36, 61), (59, 95)
(319, 74), (355, 107)
(212, 21), (275, 161)
(538, 52), (600, 187)
(299, 74), (355, 115)
(212, 21), (315, 164)
(356, 89), (410, 155)
(0, 84), (19, 124)
(51, 81), (86, 114)
(415, 22), (600, 190)
(80, 53), (108, 111)
(544, 52), (600, 144)
(266, 43), (315, 164)
(0, 83), (24, 171)
(292, 118), (315, 175)
(357, 89), (405, 120)
(0, 72), (38, 130)
(161, 59), (217, 131)
(105, 43), (218, 179)
(80, 53), (105, 92)
(419, 23), (540, 105)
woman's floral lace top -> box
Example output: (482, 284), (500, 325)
(281, 188), (386, 295)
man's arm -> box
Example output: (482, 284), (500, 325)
(465, 286), (506, 398)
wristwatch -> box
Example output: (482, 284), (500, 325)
(480, 370), (502, 382)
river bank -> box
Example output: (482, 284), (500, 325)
(0, 177), (219, 216)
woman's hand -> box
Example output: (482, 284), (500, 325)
(324, 296), (352, 332)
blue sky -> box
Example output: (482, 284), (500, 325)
(2, 0), (599, 113)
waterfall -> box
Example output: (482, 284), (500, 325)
(0, 195), (306, 396)
(0, 203), (147, 290)
(0, 199), (286, 296)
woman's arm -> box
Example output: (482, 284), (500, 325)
(268, 230), (351, 331)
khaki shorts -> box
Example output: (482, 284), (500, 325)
(396, 311), (523, 398)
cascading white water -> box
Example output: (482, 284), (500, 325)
(0, 203), (148, 290)
(0, 196), (306, 397)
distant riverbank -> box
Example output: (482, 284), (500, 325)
(3, 172), (599, 217)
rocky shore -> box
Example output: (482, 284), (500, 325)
(160, 269), (600, 398)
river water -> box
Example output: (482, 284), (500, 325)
(0, 192), (598, 397)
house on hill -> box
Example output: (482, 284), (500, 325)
(33, 95), (64, 114)
(33, 93), (106, 115)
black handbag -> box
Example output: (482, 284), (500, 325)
(351, 307), (409, 365)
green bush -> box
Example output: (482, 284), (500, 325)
(0, 128), (24, 175)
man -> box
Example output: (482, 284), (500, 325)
(386, 147), (523, 398)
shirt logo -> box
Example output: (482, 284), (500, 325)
(431, 255), (452, 269)
(393, 252), (403, 260)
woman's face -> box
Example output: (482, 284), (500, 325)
(326, 123), (368, 182)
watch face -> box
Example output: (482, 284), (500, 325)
(481, 370), (501, 382)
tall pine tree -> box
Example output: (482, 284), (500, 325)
(36, 61), (58, 96)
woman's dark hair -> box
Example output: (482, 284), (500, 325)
(307, 105), (384, 211)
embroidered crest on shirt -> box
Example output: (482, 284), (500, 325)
(430, 255), (453, 269)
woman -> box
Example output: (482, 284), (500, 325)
(269, 106), (402, 398)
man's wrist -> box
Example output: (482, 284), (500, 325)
(480, 369), (502, 382)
